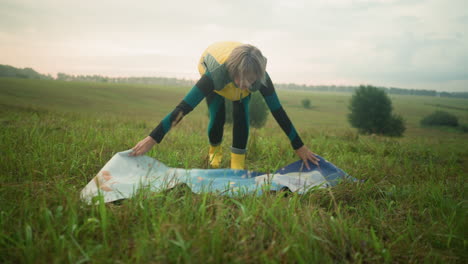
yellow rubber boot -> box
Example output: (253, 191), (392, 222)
(209, 145), (222, 168)
(230, 153), (245, 170)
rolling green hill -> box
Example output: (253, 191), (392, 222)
(0, 77), (466, 263)
(1, 77), (467, 133)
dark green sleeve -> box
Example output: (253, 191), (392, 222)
(259, 73), (304, 150)
(149, 74), (214, 143)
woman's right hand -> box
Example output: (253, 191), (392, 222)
(130, 136), (157, 156)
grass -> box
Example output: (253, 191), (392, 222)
(0, 77), (467, 263)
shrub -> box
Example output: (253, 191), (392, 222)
(249, 92), (269, 128)
(420, 111), (459, 127)
(382, 114), (406, 137)
(301, 99), (311, 109)
(209, 92), (269, 128)
(348, 85), (405, 137)
(459, 124), (468, 133)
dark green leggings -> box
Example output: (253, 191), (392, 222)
(206, 92), (251, 154)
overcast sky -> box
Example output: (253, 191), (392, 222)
(1, 0), (467, 91)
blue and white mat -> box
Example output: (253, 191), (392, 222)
(80, 150), (359, 204)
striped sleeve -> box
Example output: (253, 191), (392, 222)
(259, 74), (304, 150)
(149, 74), (214, 143)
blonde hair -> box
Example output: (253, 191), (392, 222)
(226, 44), (267, 82)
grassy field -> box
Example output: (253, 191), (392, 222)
(0, 77), (467, 263)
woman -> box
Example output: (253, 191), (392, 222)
(130, 41), (319, 169)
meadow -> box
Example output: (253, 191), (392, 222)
(0, 77), (466, 263)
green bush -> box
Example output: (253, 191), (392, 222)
(459, 124), (468, 133)
(209, 92), (269, 128)
(348, 85), (406, 137)
(301, 99), (311, 109)
(249, 92), (269, 128)
(382, 114), (406, 136)
(420, 111), (459, 127)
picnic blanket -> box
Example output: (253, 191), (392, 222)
(81, 150), (359, 204)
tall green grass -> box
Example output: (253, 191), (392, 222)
(0, 78), (466, 263)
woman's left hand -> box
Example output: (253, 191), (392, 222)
(295, 145), (320, 169)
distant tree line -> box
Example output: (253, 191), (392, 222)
(0, 64), (195, 87)
(1, 64), (467, 99)
(0, 65), (54, 80)
(56, 72), (195, 87)
(275, 83), (468, 99)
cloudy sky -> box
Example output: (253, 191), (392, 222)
(1, 0), (467, 91)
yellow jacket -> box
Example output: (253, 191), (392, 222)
(198, 41), (267, 101)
